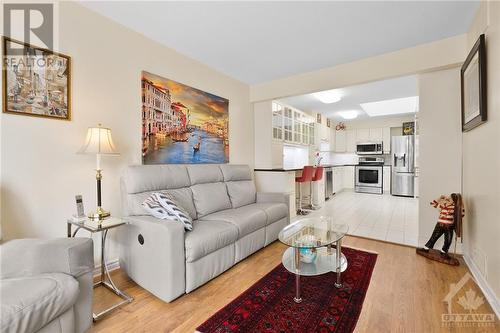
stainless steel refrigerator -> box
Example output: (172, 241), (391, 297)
(391, 135), (415, 197)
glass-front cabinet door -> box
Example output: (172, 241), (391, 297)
(271, 101), (314, 145)
(272, 102), (283, 140)
(302, 122), (309, 144)
(293, 111), (302, 143)
(309, 123), (315, 145)
(283, 107), (293, 142)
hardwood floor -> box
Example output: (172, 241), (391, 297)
(91, 237), (498, 333)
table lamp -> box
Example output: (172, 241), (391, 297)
(78, 124), (119, 221)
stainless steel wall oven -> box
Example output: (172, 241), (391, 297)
(355, 157), (384, 194)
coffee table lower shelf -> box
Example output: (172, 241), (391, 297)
(282, 246), (348, 303)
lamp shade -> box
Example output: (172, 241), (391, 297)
(78, 125), (119, 155)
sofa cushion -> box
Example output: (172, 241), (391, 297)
(184, 220), (238, 263)
(226, 181), (256, 208)
(125, 165), (190, 193)
(201, 205), (267, 237)
(191, 183), (232, 217)
(252, 202), (288, 225)
(187, 165), (223, 185)
(0, 273), (79, 333)
(128, 188), (197, 220)
(220, 165), (252, 181)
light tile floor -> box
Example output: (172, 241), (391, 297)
(295, 190), (419, 247)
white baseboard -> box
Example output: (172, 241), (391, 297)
(93, 258), (120, 277)
(463, 254), (500, 319)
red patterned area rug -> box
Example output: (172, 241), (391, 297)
(197, 247), (377, 333)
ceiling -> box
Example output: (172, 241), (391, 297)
(80, 1), (479, 84)
(279, 75), (418, 120)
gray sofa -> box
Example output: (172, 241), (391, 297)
(0, 238), (94, 333)
(120, 164), (289, 302)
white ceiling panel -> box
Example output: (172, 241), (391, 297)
(80, 1), (479, 84)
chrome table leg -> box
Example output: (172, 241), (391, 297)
(294, 247), (302, 303)
(93, 229), (134, 321)
(335, 239), (343, 288)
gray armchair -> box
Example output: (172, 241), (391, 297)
(0, 238), (94, 333)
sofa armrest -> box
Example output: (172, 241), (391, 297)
(0, 238), (94, 279)
(119, 215), (186, 302)
(257, 192), (291, 216)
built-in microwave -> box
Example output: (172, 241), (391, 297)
(356, 142), (383, 155)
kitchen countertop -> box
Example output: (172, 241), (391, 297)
(254, 164), (361, 172)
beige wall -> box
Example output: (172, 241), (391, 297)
(250, 35), (467, 102)
(417, 68), (463, 250)
(463, 0), (500, 302)
(0, 2), (252, 262)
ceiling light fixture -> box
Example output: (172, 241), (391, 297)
(360, 96), (419, 117)
(338, 110), (358, 120)
(312, 89), (342, 104)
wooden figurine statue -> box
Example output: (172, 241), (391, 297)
(416, 193), (464, 265)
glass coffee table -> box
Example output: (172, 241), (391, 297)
(278, 216), (348, 303)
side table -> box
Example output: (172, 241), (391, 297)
(67, 217), (133, 321)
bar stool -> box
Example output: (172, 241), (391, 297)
(310, 166), (324, 209)
(295, 166), (315, 215)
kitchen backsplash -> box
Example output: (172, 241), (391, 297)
(328, 153), (359, 165)
(322, 153), (392, 166)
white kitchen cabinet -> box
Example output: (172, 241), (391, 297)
(343, 166), (355, 189)
(356, 128), (370, 142)
(346, 129), (357, 153)
(383, 127), (391, 153)
(335, 131), (346, 152)
(329, 128), (336, 149)
(283, 107), (293, 142)
(333, 167), (344, 193)
(321, 124), (330, 142)
(293, 111), (302, 143)
(369, 128), (383, 141)
(383, 166), (391, 193)
(315, 123), (330, 144)
(254, 101), (315, 169)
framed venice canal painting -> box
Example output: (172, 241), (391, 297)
(141, 71), (229, 164)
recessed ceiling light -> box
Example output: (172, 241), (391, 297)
(312, 89), (342, 104)
(360, 96), (419, 117)
(338, 110), (358, 120)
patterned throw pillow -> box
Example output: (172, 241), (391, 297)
(142, 192), (193, 231)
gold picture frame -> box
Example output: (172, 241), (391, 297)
(2, 36), (71, 121)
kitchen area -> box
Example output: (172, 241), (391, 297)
(253, 75), (419, 246)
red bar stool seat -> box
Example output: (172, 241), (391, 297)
(295, 166), (315, 215)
